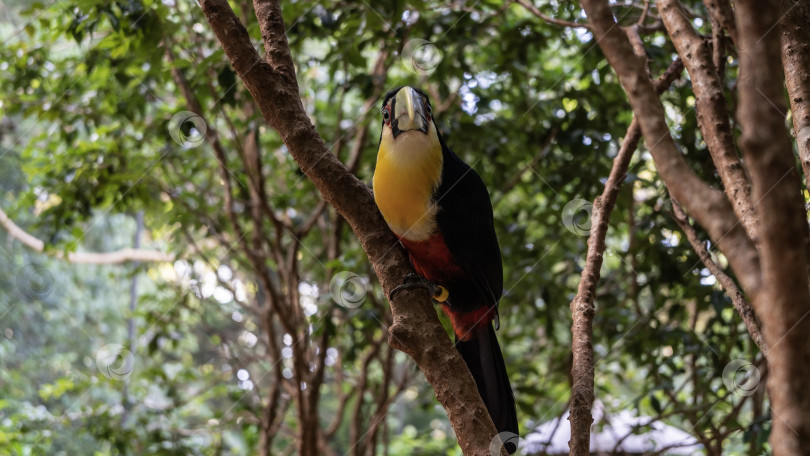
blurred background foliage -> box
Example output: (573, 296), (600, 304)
(0, 0), (766, 454)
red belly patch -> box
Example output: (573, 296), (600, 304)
(399, 233), (462, 283)
(399, 233), (493, 340)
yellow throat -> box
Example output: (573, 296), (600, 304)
(373, 123), (443, 241)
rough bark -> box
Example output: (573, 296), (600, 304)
(197, 0), (503, 454)
(580, 0), (761, 299)
(659, 0), (759, 243)
(734, 1), (810, 453)
(567, 58), (683, 456)
(584, 1), (810, 451)
(568, 119), (640, 456)
(702, 0), (738, 46)
(780, 0), (810, 186)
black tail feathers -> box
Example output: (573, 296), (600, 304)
(455, 324), (518, 454)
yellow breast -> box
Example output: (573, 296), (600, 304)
(373, 127), (443, 241)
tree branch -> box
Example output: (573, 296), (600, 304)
(568, 56), (683, 455)
(659, 0), (759, 243)
(702, 0), (738, 46)
(512, 0), (592, 30)
(197, 0), (504, 453)
(0, 206), (172, 264)
(569, 118), (640, 455)
(580, 0), (761, 300)
(780, 0), (810, 187)
(734, 1), (810, 452)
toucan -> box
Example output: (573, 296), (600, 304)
(373, 86), (518, 451)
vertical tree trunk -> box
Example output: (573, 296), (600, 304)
(735, 2), (810, 453)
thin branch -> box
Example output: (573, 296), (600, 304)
(702, 0), (738, 47)
(0, 206), (172, 264)
(259, 299), (288, 455)
(569, 55), (684, 456)
(426, 86), (459, 114)
(569, 117), (640, 455)
(624, 24), (649, 64)
(349, 340), (382, 455)
(707, 11), (726, 78)
(637, 0), (650, 25)
(324, 352), (354, 438)
(513, 0), (592, 30)
(653, 56), (687, 94)
(670, 200), (768, 355)
(364, 344), (406, 454)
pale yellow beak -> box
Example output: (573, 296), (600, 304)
(393, 86), (427, 136)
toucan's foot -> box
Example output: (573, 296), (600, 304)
(389, 274), (432, 300)
(389, 274), (449, 303)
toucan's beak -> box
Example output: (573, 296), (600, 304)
(392, 86), (428, 138)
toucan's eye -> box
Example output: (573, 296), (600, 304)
(426, 104), (432, 116)
(382, 108), (390, 124)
